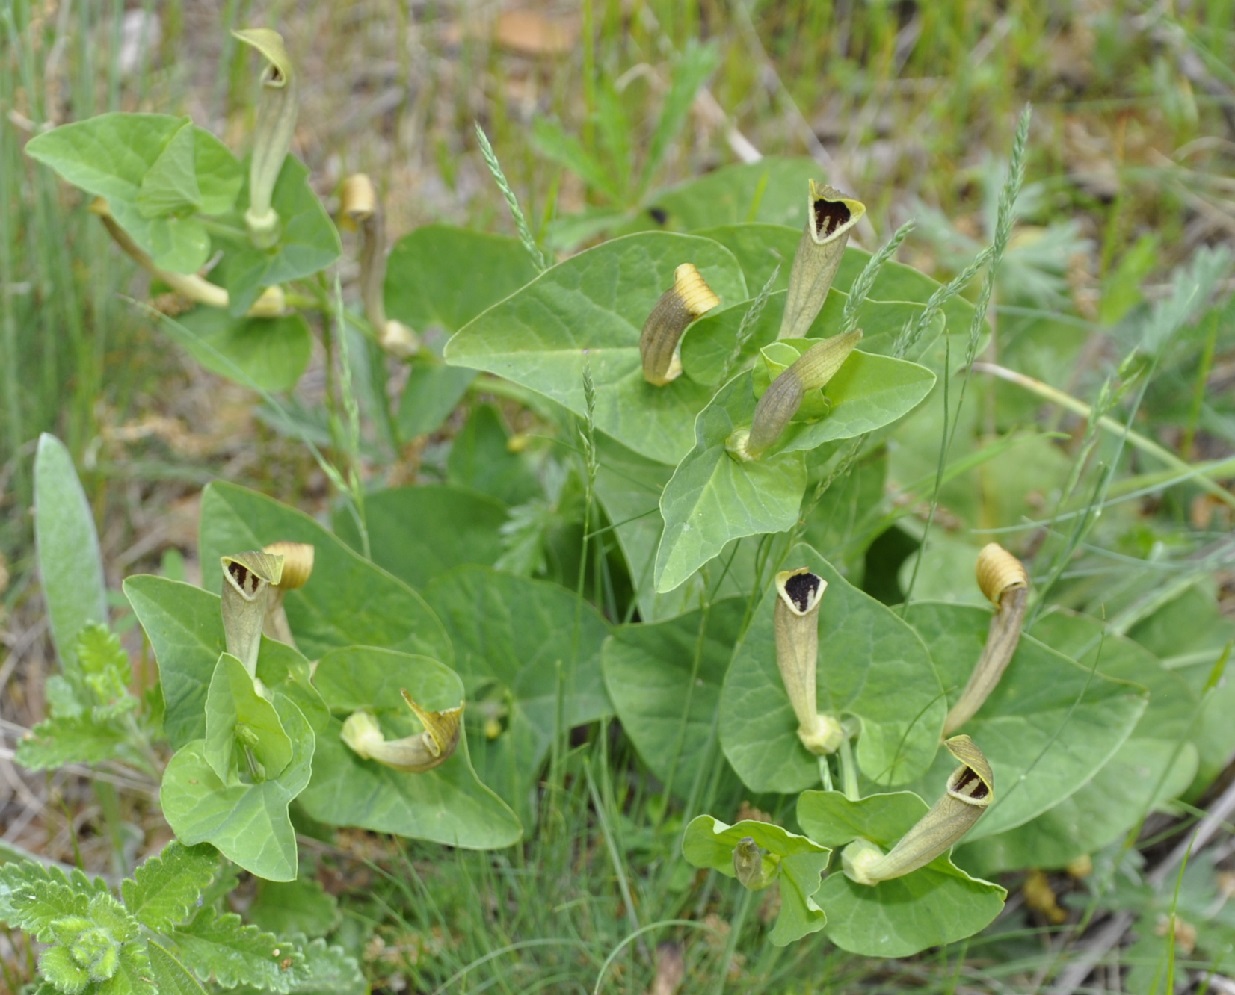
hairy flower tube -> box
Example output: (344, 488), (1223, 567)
(235, 28), (298, 249)
(773, 568), (844, 755)
(778, 181), (866, 341)
(341, 690), (463, 773)
(220, 549), (284, 678)
(943, 543), (1030, 735)
(639, 263), (720, 385)
(842, 735), (994, 885)
(726, 330), (862, 461)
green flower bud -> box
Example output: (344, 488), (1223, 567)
(639, 263), (720, 385)
(235, 28), (298, 249)
(779, 181), (866, 340)
(842, 735), (994, 885)
(733, 836), (779, 890)
(943, 543), (1030, 735)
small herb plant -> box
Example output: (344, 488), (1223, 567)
(12, 23), (1235, 990)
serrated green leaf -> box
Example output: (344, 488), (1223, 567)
(247, 879), (337, 938)
(161, 308), (312, 392)
(75, 626), (132, 707)
(602, 599), (745, 801)
(214, 156), (341, 316)
(25, 113), (241, 273)
(35, 435), (107, 675)
(902, 602), (1147, 839)
(681, 815), (829, 945)
(171, 908), (300, 992)
(124, 575), (326, 750)
(278, 936), (366, 995)
(0, 860), (110, 933)
(332, 485), (507, 591)
(161, 693), (312, 881)
(136, 119), (201, 217)
(796, 790), (1006, 957)
(297, 646), (522, 848)
(197, 482), (451, 664)
(445, 232), (747, 464)
(122, 842), (218, 933)
(146, 939), (209, 995)
(423, 567), (611, 826)
(15, 715), (131, 771)
(653, 372), (805, 593)
(720, 545), (945, 793)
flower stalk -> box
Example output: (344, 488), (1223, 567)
(727, 330), (862, 461)
(341, 690), (463, 773)
(639, 263), (719, 385)
(943, 543), (1030, 735)
(234, 28), (298, 249)
(340, 173), (418, 357)
(842, 735), (995, 885)
(778, 181), (866, 340)
(92, 201), (285, 316)
(773, 568), (844, 755)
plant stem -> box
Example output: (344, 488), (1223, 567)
(838, 735), (860, 802)
(713, 886), (752, 995)
(972, 361), (1235, 511)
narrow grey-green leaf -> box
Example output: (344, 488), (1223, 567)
(35, 434), (107, 673)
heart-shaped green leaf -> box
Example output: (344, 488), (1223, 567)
(162, 308), (311, 392)
(25, 113), (241, 273)
(161, 691), (312, 882)
(654, 372), (806, 594)
(797, 790), (1005, 957)
(602, 599), (745, 800)
(444, 232), (747, 465)
(297, 647), (521, 849)
(384, 225), (539, 333)
(423, 567), (611, 824)
(332, 485), (507, 591)
(959, 610), (1199, 874)
(682, 814), (830, 945)
(198, 482), (451, 664)
(203, 653), (292, 782)
(902, 602), (1146, 839)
